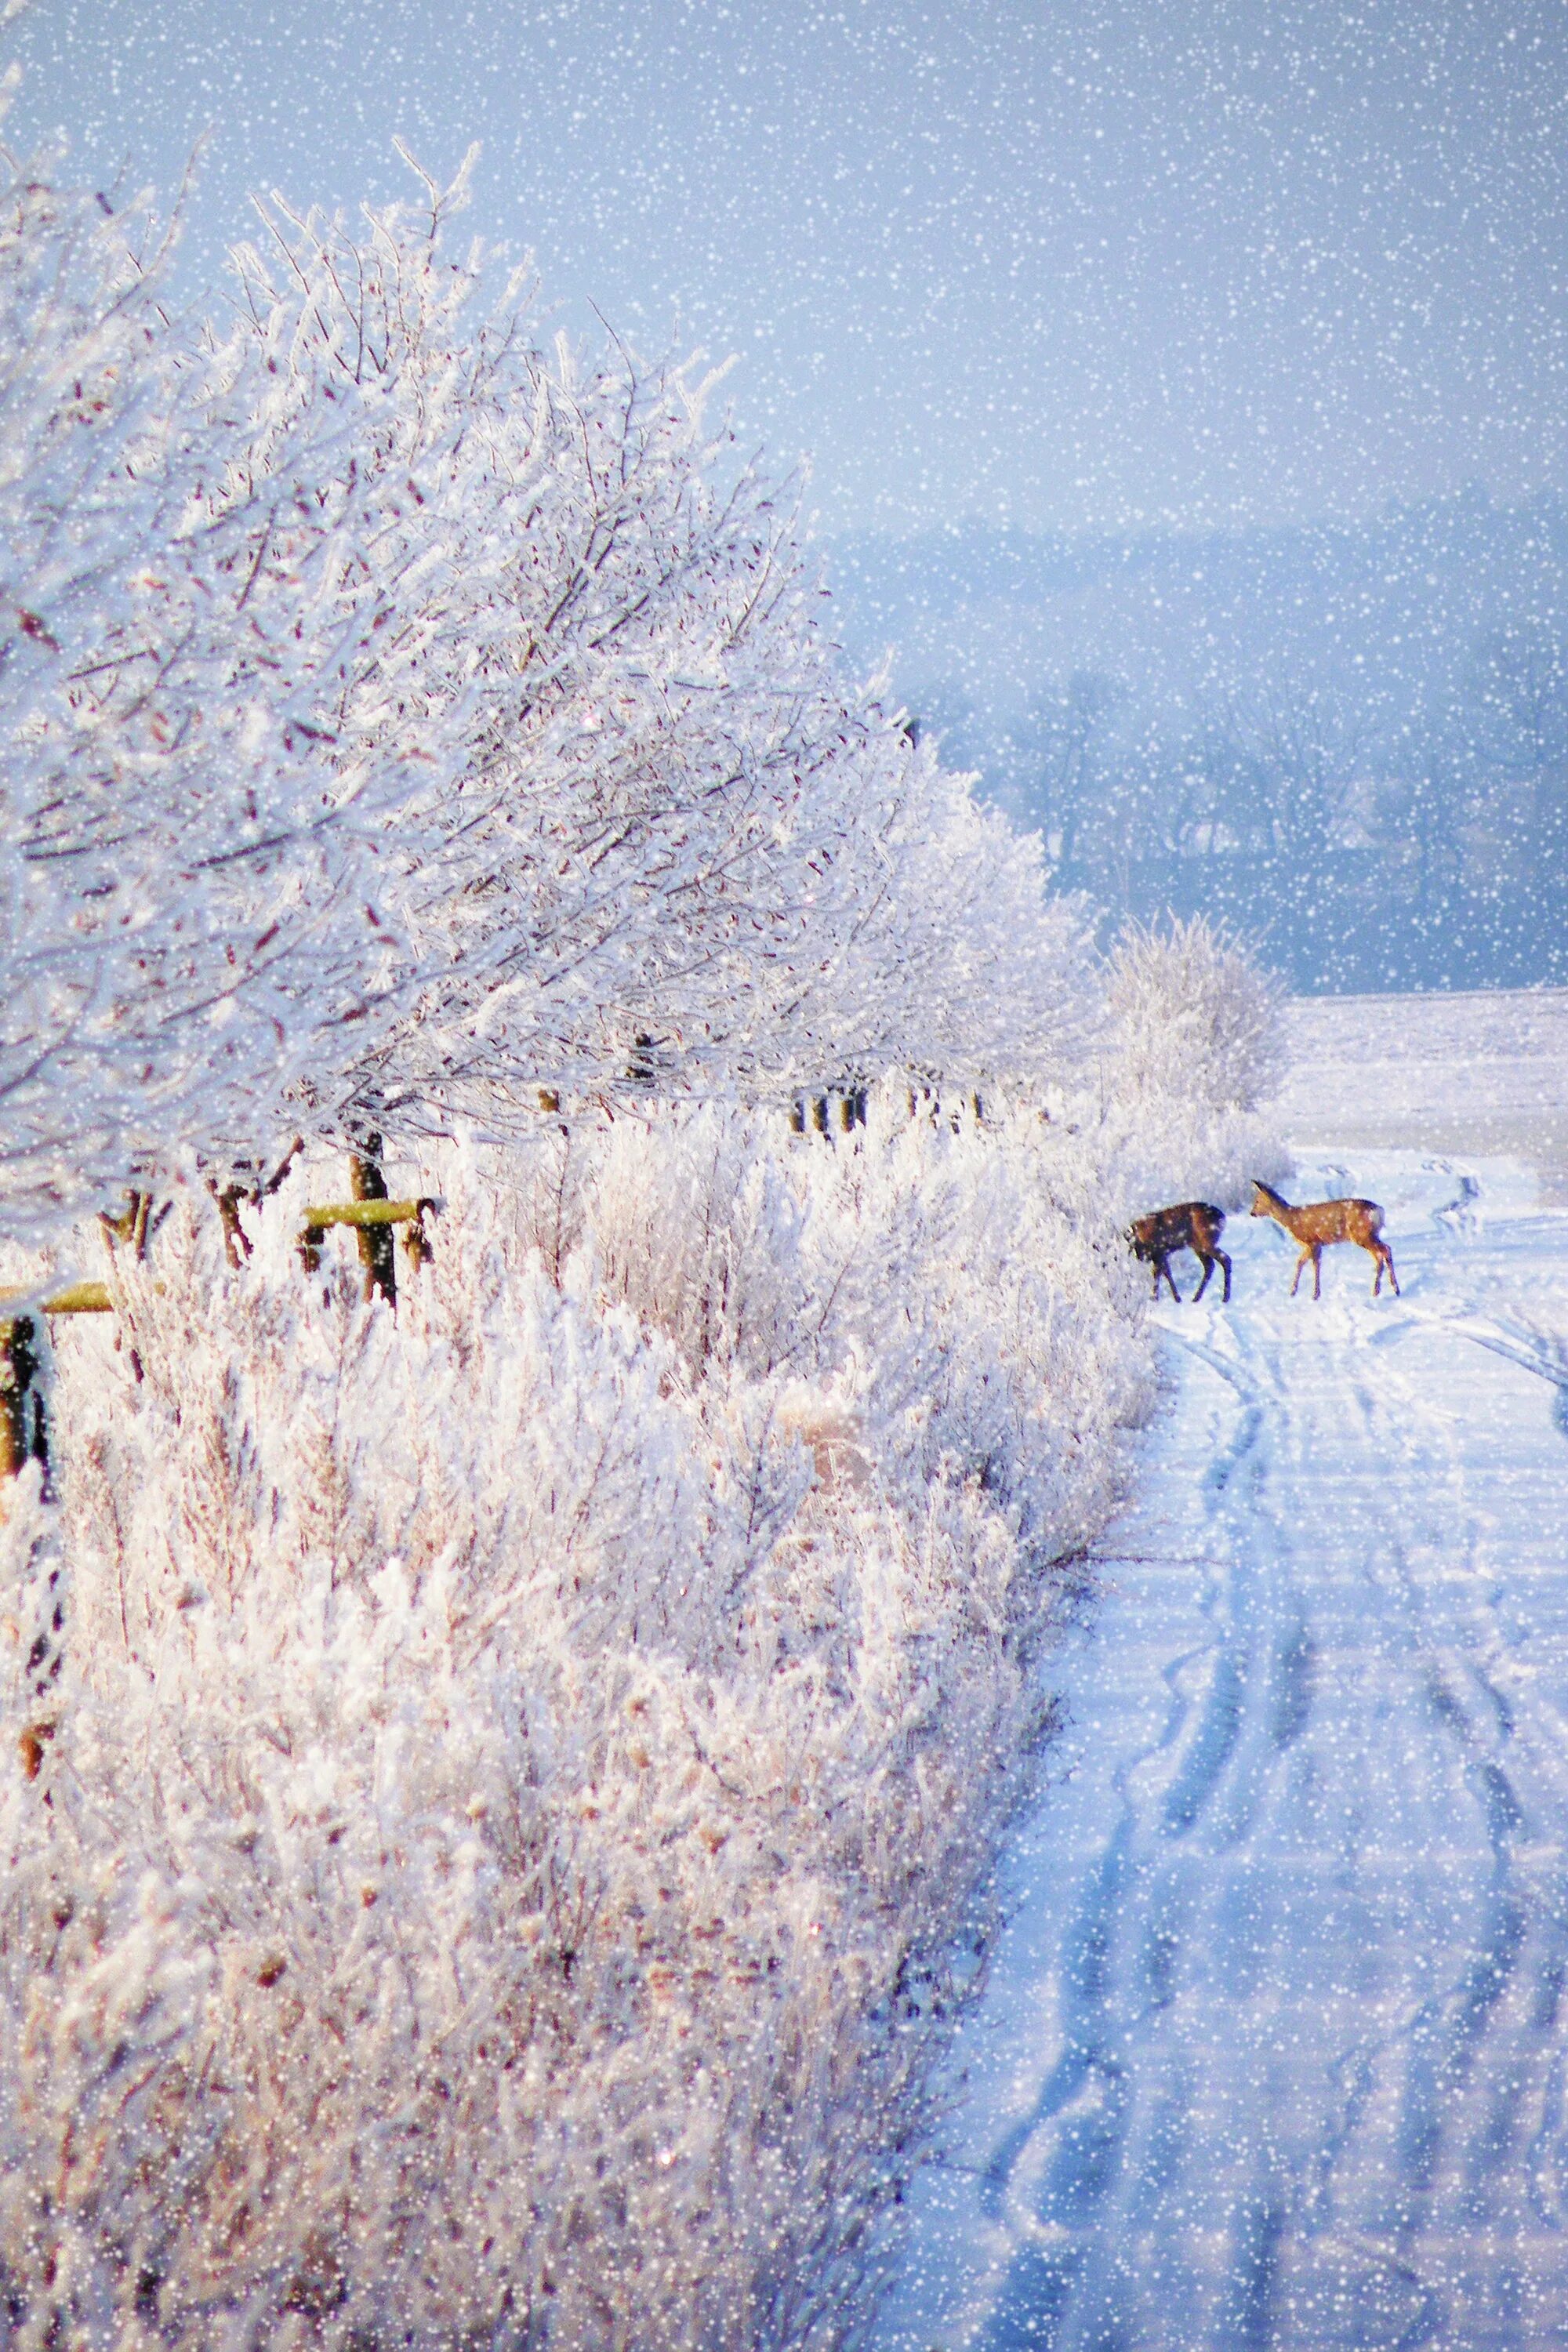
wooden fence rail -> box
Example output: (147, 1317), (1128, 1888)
(0, 1193), (440, 1482)
(299, 1198), (438, 1284)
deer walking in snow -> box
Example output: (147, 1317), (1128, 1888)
(1250, 1180), (1399, 1298)
(1127, 1202), (1231, 1304)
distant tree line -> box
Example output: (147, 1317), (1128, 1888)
(996, 619), (1568, 991)
(830, 493), (1568, 993)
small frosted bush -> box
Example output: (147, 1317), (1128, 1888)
(1098, 915), (1293, 1210)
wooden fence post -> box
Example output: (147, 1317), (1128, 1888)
(789, 1088), (867, 1141)
(299, 1199), (438, 1284)
(0, 1316), (48, 1484)
(2, 1171), (437, 1479)
(348, 1133), (397, 1305)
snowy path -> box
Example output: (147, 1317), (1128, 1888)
(877, 1153), (1568, 2351)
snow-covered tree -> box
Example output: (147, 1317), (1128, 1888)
(1097, 913), (1291, 1210)
(1, 122), (1102, 1254)
(218, 169), (1098, 1139)
(0, 134), (495, 1243)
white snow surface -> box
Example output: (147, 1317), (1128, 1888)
(875, 1020), (1568, 2350)
(1279, 989), (1568, 1185)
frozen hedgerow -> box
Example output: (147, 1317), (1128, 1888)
(0, 1092), (1160, 2351)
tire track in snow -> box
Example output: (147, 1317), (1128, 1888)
(876, 1154), (1568, 2352)
(969, 1359), (1272, 2286)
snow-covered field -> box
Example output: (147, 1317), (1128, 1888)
(875, 996), (1568, 2351)
(1279, 989), (1568, 1186)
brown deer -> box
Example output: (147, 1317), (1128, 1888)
(1249, 1180), (1399, 1298)
(1126, 1202), (1231, 1304)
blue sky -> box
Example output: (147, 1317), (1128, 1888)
(10, 0), (1567, 536)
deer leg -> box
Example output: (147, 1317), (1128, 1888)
(1312, 1246), (1323, 1300)
(1215, 1247), (1232, 1303)
(1363, 1242), (1401, 1298)
(1160, 1255), (1182, 1304)
(1290, 1250), (1308, 1296)
(1191, 1251), (1213, 1303)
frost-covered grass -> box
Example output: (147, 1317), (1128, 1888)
(1279, 985), (1568, 1178)
(0, 1095), (1156, 2350)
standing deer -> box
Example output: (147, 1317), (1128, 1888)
(1126, 1202), (1231, 1304)
(1250, 1180), (1399, 1298)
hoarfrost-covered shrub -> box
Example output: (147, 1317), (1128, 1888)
(0, 1101), (1154, 2350)
(1098, 915), (1293, 1211)
(1105, 915), (1286, 1116)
